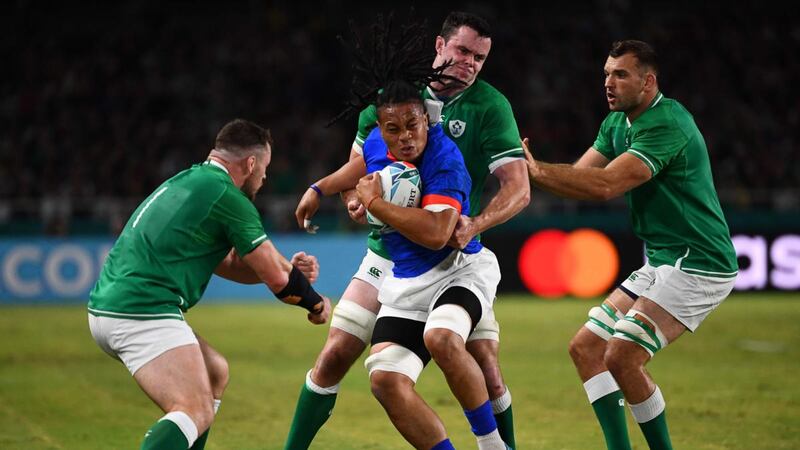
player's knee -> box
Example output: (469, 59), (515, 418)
(317, 337), (364, 378)
(424, 328), (465, 365)
(603, 344), (633, 378)
(206, 354), (230, 394)
(568, 332), (595, 364)
(369, 370), (402, 402)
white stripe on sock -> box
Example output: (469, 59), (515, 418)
(490, 386), (512, 414)
(630, 386), (666, 423)
(476, 429), (507, 450)
(583, 371), (621, 403)
(160, 411), (198, 447)
(305, 369), (340, 395)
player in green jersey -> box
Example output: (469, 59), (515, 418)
(286, 11), (529, 450)
(88, 119), (332, 450)
(522, 40), (738, 450)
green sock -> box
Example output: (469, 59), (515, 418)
(638, 411), (672, 450)
(494, 405), (516, 449)
(591, 391), (632, 450)
(284, 383), (337, 450)
(189, 429), (209, 450)
(141, 418), (189, 450)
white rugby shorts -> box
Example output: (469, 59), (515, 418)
(88, 314), (199, 375)
(352, 248), (394, 290)
(377, 248), (501, 332)
(621, 263), (736, 331)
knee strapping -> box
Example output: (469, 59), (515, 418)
(585, 302), (625, 341)
(330, 299), (376, 344)
(612, 309), (668, 356)
(364, 345), (424, 383)
(424, 304), (472, 342)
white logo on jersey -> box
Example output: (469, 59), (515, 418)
(448, 119), (466, 138)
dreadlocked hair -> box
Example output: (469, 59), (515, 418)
(327, 10), (462, 126)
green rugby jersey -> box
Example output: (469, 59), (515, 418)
(354, 79), (523, 258)
(88, 161), (268, 320)
(593, 92), (738, 277)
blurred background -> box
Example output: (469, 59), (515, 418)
(1, 0), (798, 301)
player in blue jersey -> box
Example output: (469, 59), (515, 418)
(294, 19), (509, 449)
(289, 13), (523, 450)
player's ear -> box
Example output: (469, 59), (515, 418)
(645, 71), (657, 91)
(435, 35), (445, 54)
(246, 155), (256, 176)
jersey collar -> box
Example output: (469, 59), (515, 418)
(426, 84), (469, 107)
(205, 159), (230, 175)
(626, 91), (664, 128)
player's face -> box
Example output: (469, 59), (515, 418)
(603, 53), (650, 112)
(242, 145), (271, 201)
(377, 102), (428, 162)
(434, 26), (491, 89)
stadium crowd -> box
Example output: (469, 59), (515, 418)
(3, 1), (798, 234)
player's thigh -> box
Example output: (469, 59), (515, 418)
(134, 343), (212, 412)
(346, 249), (393, 314)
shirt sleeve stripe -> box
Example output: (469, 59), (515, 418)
(251, 234), (268, 245)
(489, 147), (524, 161)
(422, 194), (461, 213)
(627, 149), (657, 174)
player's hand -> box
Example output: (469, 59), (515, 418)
(448, 215), (477, 249)
(295, 187), (321, 233)
(356, 173), (383, 210)
(521, 137), (540, 179)
(290, 251), (319, 283)
(347, 199), (367, 224)
(308, 295), (332, 325)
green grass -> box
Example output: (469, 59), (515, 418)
(1, 293), (798, 449)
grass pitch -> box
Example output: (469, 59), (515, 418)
(1, 293), (798, 449)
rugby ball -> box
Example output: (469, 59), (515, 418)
(366, 161), (421, 229)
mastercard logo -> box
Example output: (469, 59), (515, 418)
(517, 229), (619, 298)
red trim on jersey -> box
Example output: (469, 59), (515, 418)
(386, 151), (398, 161)
(422, 194), (462, 213)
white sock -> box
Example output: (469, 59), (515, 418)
(583, 371), (621, 403)
(305, 369), (339, 395)
(476, 429), (507, 450)
(213, 399), (222, 415)
(160, 411), (198, 447)
(490, 386), (512, 414)
(630, 385), (666, 423)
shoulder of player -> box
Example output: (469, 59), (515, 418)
(424, 127), (465, 166)
(633, 97), (693, 136)
(465, 79), (511, 106)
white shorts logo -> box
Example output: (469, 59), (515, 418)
(448, 119), (466, 138)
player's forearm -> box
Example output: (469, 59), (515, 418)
(214, 250), (261, 284)
(472, 162), (531, 234)
(531, 162), (615, 201)
(370, 199), (456, 249)
(314, 158), (366, 196)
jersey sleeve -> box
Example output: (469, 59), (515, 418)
(353, 105), (379, 154)
(421, 155), (469, 214)
(481, 96), (523, 173)
(592, 114), (616, 160)
(627, 123), (688, 176)
(212, 186), (269, 257)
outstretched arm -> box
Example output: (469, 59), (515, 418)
(522, 138), (651, 200)
(295, 154), (367, 229)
